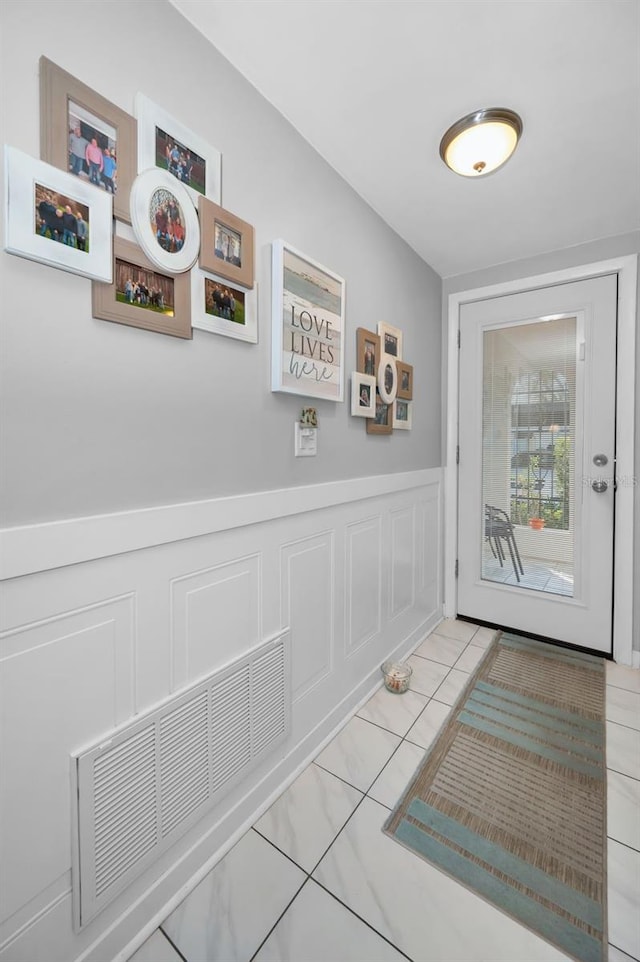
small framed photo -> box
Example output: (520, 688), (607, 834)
(129, 169), (200, 273)
(366, 391), (393, 435)
(191, 267), (258, 343)
(271, 240), (345, 402)
(377, 356), (398, 405)
(377, 322), (403, 360)
(199, 197), (255, 290)
(396, 361), (413, 399)
(4, 145), (112, 282)
(39, 56), (137, 224)
(351, 372), (376, 417)
(393, 398), (413, 430)
(135, 93), (221, 207)
(356, 327), (380, 377)
(92, 236), (191, 338)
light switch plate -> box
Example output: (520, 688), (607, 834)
(295, 423), (317, 457)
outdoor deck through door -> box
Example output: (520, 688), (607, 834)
(457, 275), (617, 653)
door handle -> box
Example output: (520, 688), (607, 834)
(592, 480), (608, 494)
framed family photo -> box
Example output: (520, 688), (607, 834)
(129, 169), (200, 273)
(271, 240), (345, 402)
(351, 372), (376, 417)
(199, 197), (254, 289)
(393, 398), (413, 430)
(356, 327), (380, 377)
(39, 56), (137, 224)
(92, 236), (191, 338)
(135, 94), (221, 208)
(396, 360), (413, 399)
(191, 266), (258, 343)
(4, 146), (112, 282)
(366, 391), (393, 435)
(377, 321), (403, 360)
(377, 355), (398, 405)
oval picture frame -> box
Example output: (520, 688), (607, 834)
(130, 168), (200, 273)
(378, 356), (398, 405)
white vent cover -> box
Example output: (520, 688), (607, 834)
(72, 630), (290, 929)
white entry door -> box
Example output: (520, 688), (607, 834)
(457, 274), (617, 653)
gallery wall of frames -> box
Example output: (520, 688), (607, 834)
(4, 56), (415, 425)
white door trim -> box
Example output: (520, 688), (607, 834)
(444, 255), (637, 666)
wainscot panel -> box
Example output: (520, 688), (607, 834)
(0, 470), (442, 962)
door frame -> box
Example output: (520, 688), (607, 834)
(443, 255), (638, 666)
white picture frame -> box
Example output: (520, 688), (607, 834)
(377, 321), (403, 361)
(271, 239), (345, 402)
(129, 168), (200, 274)
(393, 398), (413, 430)
(4, 145), (113, 282)
(351, 372), (376, 417)
(135, 93), (221, 208)
(191, 266), (258, 343)
(378, 355), (398, 404)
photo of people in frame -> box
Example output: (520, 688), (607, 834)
(364, 338), (376, 375)
(34, 183), (90, 252)
(214, 222), (242, 267)
(396, 400), (409, 422)
(374, 394), (389, 425)
(401, 370), (410, 392)
(384, 362), (395, 394)
(384, 331), (398, 357)
(155, 126), (206, 195)
(68, 100), (117, 194)
(205, 278), (246, 326)
(149, 188), (186, 254)
(115, 257), (175, 316)
(359, 383), (371, 407)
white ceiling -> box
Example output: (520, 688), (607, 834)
(170, 0), (640, 278)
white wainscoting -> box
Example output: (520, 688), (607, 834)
(0, 469), (443, 962)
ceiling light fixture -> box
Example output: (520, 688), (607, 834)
(439, 107), (523, 177)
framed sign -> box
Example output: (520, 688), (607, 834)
(271, 240), (345, 402)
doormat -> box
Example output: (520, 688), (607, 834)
(384, 632), (607, 962)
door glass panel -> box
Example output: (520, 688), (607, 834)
(482, 317), (576, 596)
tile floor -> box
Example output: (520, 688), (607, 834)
(129, 620), (640, 962)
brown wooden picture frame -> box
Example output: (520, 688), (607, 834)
(356, 327), (380, 377)
(396, 360), (413, 399)
(198, 196), (255, 289)
(40, 56), (137, 224)
(366, 390), (393, 435)
(92, 236), (192, 338)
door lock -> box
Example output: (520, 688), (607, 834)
(591, 479), (608, 494)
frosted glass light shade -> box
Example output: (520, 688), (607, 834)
(440, 108), (522, 177)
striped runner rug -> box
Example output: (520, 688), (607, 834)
(384, 631), (607, 962)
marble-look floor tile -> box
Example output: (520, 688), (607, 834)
(454, 643), (487, 673)
(314, 716), (401, 793)
(414, 632), (467, 666)
(162, 829), (305, 962)
(608, 943), (639, 962)
(368, 740), (425, 810)
(406, 699), (452, 751)
(313, 796), (571, 962)
(406, 655), (450, 697)
(254, 879), (406, 962)
(470, 626), (498, 649)
(433, 618), (479, 643)
(255, 762), (363, 872)
(607, 721), (640, 780)
(127, 930), (182, 962)
(607, 686), (640, 731)
(357, 686), (428, 737)
(608, 839), (640, 960)
(607, 661), (640, 694)
(607, 770), (640, 851)
(433, 668), (471, 706)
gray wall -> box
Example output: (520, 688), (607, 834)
(0, 0), (441, 527)
(443, 231), (640, 650)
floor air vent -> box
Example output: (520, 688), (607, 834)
(72, 630), (290, 929)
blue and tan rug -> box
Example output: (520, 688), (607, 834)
(384, 631), (607, 962)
